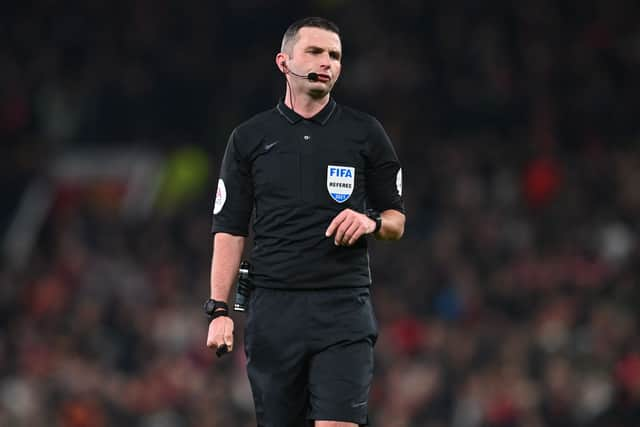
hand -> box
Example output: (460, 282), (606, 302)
(206, 316), (234, 356)
(325, 208), (376, 246)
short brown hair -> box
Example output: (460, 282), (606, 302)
(281, 17), (340, 55)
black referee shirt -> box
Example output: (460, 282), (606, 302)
(212, 98), (404, 289)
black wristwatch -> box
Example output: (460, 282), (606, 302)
(365, 209), (382, 234)
(203, 298), (229, 322)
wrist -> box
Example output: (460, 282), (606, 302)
(365, 209), (382, 234)
(203, 298), (229, 322)
(367, 217), (377, 234)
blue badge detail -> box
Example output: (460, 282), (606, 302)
(327, 165), (355, 203)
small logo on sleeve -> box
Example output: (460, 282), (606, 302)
(213, 179), (227, 215)
(396, 168), (402, 196)
(327, 165), (355, 203)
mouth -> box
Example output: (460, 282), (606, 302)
(315, 73), (331, 82)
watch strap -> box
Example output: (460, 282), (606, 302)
(203, 299), (229, 322)
(366, 209), (382, 234)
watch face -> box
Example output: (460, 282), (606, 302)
(204, 299), (216, 315)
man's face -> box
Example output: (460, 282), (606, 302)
(288, 27), (342, 96)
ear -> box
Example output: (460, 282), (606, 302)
(275, 52), (288, 73)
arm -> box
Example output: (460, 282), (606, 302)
(206, 232), (246, 353)
(325, 208), (405, 246)
(210, 232), (246, 301)
(376, 209), (405, 240)
(207, 128), (253, 355)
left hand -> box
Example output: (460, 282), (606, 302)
(325, 208), (376, 246)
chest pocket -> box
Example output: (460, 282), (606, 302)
(254, 144), (300, 201)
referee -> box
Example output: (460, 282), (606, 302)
(205, 17), (405, 427)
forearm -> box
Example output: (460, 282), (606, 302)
(375, 209), (405, 240)
(210, 233), (246, 302)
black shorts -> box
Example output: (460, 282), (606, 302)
(244, 286), (378, 427)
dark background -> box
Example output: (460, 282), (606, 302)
(1, 1), (640, 426)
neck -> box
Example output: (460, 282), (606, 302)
(284, 85), (330, 119)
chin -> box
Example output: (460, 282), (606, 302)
(308, 85), (332, 98)
(308, 89), (329, 99)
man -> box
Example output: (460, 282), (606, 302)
(206, 17), (405, 427)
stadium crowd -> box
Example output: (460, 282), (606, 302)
(1, 0), (639, 426)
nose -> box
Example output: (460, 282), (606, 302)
(319, 52), (332, 69)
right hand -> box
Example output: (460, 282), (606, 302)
(206, 316), (235, 354)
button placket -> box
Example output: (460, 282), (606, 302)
(299, 124), (314, 201)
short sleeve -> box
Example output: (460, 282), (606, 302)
(365, 118), (405, 213)
(211, 129), (254, 235)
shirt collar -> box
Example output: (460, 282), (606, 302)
(276, 97), (337, 126)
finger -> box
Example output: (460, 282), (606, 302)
(206, 323), (218, 348)
(341, 221), (360, 245)
(325, 214), (345, 237)
(334, 216), (354, 245)
(224, 322), (234, 352)
(347, 223), (366, 245)
(213, 333), (225, 350)
(207, 333), (226, 351)
(325, 210), (348, 237)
